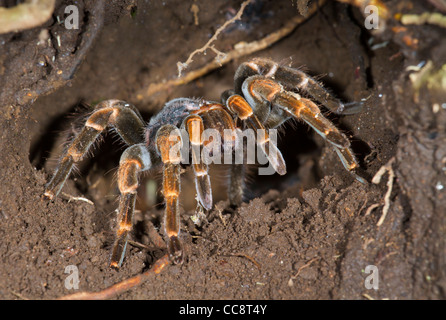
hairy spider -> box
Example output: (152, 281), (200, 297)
(44, 58), (366, 268)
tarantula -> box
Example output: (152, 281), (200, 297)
(44, 58), (365, 268)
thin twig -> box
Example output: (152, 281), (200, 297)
(224, 252), (261, 270)
(127, 240), (160, 252)
(61, 192), (94, 206)
(215, 202), (227, 226)
(287, 257), (319, 286)
(137, 0), (326, 102)
(57, 254), (170, 300)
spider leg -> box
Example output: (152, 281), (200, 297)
(44, 100), (145, 199)
(221, 91), (247, 206)
(226, 94), (286, 176)
(182, 114), (212, 210)
(243, 76), (367, 184)
(155, 124), (184, 264)
(192, 104), (244, 207)
(286, 97), (367, 183)
(110, 143), (152, 268)
(235, 58), (363, 115)
(226, 163), (244, 206)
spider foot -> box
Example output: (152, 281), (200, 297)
(339, 101), (364, 115)
(167, 235), (184, 265)
(351, 167), (370, 184)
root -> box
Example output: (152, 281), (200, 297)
(137, 0), (326, 102)
(57, 220), (168, 300)
(57, 254), (170, 300)
(0, 0), (56, 34)
(371, 157), (396, 226)
(287, 257), (320, 286)
(176, 0), (253, 77)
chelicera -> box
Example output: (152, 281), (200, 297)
(44, 58), (365, 268)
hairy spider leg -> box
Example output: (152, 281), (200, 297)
(193, 104), (244, 207)
(220, 91), (246, 206)
(44, 100), (145, 199)
(182, 114), (213, 211)
(234, 57), (363, 115)
(227, 163), (245, 206)
(155, 124), (184, 264)
(110, 144), (152, 268)
(226, 94), (287, 176)
(243, 76), (367, 184)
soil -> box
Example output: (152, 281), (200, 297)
(0, 0), (445, 300)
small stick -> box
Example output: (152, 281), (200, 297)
(364, 203), (381, 217)
(224, 252), (261, 270)
(287, 257), (319, 286)
(362, 293), (375, 300)
(127, 240), (160, 252)
(57, 254), (170, 300)
(215, 202), (227, 227)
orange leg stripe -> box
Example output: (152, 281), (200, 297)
(185, 116), (204, 145)
(117, 159), (142, 193)
(337, 147), (359, 171)
(194, 104), (237, 131)
(163, 163), (180, 183)
(164, 196), (179, 237)
(193, 167), (208, 176)
(157, 140), (182, 163)
(164, 190), (180, 198)
(116, 222), (132, 236)
(227, 95), (253, 120)
(246, 61), (260, 72)
(258, 135), (270, 145)
(248, 79), (282, 102)
(66, 148), (83, 162)
(85, 107), (114, 130)
(121, 158), (143, 168)
(192, 103), (223, 115)
(156, 125), (183, 163)
(274, 94), (306, 117)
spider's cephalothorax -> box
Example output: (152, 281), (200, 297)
(44, 58), (366, 268)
